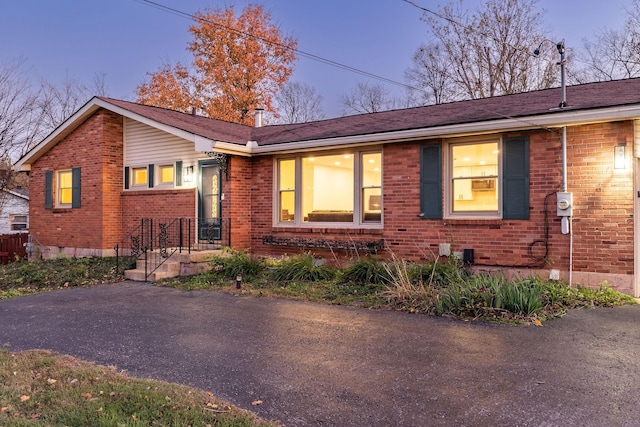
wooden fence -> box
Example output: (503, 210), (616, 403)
(0, 233), (28, 264)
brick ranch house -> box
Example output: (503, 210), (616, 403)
(14, 78), (640, 296)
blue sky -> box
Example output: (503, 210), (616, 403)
(0, 0), (633, 118)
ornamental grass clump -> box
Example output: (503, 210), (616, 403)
(338, 257), (389, 285)
(494, 278), (543, 317)
(380, 256), (436, 312)
(210, 248), (264, 281)
(433, 274), (544, 319)
(269, 253), (336, 282)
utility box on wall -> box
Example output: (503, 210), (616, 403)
(463, 248), (474, 265)
(556, 192), (573, 217)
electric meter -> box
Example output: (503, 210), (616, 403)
(556, 192), (573, 217)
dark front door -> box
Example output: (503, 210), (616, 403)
(198, 163), (222, 242)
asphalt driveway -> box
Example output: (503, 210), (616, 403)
(1, 282), (640, 426)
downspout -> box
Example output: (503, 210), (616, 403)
(558, 42), (573, 287)
(562, 125), (574, 287)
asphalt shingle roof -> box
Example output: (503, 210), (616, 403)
(100, 78), (640, 147)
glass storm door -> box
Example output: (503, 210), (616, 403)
(199, 163), (222, 242)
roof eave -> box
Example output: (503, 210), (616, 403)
(251, 105), (640, 155)
(13, 97), (253, 171)
(14, 98), (102, 171)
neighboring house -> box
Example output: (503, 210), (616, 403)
(0, 189), (29, 234)
(13, 78), (640, 296)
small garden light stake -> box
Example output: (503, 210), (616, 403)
(236, 274), (242, 289)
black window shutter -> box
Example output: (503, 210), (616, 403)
(44, 170), (53, 209)
(176, 161), (183, 186)
(148, 164), (154, 188)
(72, 167), (81, 208)
(502, 136), (530, 219)
(124, 166), (130, 189)
(420, 144), (443, 219)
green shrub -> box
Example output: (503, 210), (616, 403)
(338, 257), (389, 285)
(573, 283), (637, 307)
(434, 282), (475, 315)
(429, 259), (470, 287)
(495, 279), (543, 316)
(269, 253), (336, 282)
(209, 248), (263, 281)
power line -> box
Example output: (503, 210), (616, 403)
(401, 0), (541, 58)
(137, 0), (419, 93)
(134, 0), (563, 132)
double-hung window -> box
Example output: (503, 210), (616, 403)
(449, 140), (500, 216)
(276, 150), (382, 226)
(57, 170), (73, 207)
(420, 136), (529, 220)
(44, 168), (81, 209)
(10, 215), (28, 231)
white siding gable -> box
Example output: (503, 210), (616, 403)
(124, 118), (203, 166)
(0, 192), (29, 234)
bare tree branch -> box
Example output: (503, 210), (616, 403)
(580, 0), (640, 81)
(406, 0), (558, 104)
(274, 81), (325, 123)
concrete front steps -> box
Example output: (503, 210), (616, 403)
(125, 249), (222, 282)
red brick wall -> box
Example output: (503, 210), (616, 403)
(29, 107), (635, 284)
(381, 132), (565, 266)
(120, 189), (196, 240)
(248, 123), (635, 279)
(567, 121), (634, 275)
(227, 156), (252, 249)
(30, 109), (124, 252)
(250, 156), (273, 251)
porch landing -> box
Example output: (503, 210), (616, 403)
(125, 249), (221, 282)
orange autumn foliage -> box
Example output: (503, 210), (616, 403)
(136, 4), (297, 125)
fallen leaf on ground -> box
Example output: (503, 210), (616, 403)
(20, 395), (30, 402)
(251, 399), (263, 406)
(533, 319), (543, 327)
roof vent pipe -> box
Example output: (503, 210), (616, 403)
(191, 107), (197, 117)
(254, 108), (264, 128)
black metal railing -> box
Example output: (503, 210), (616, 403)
(115, 217), (229, 279)
(114, 220), (147, 275)
(142, 217), (189, 279)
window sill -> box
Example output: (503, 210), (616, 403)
(443, 218), (503, 226)
(271, 225), (383, 235)
(122, 188), (195, 196)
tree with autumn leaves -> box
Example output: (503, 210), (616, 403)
(137, 4), (297, 125)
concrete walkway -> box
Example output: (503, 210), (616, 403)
(1, 281), (640, 426)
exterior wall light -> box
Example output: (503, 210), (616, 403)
(183, 165), (195, 183)
(614, 143), (627, 169)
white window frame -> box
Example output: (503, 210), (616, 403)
(10, 214), (28, 231)
(56, 169), (73, 208)
(274, 149), (383, 228)
(157, 164), (175, 186)
(444, 137), (503, 219)
(131, 166), (148, 188)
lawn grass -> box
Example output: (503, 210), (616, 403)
(0, 349), (278, 426)
(0, 257), (126, 300)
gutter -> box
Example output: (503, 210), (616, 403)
(250, 105), (640, 155)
